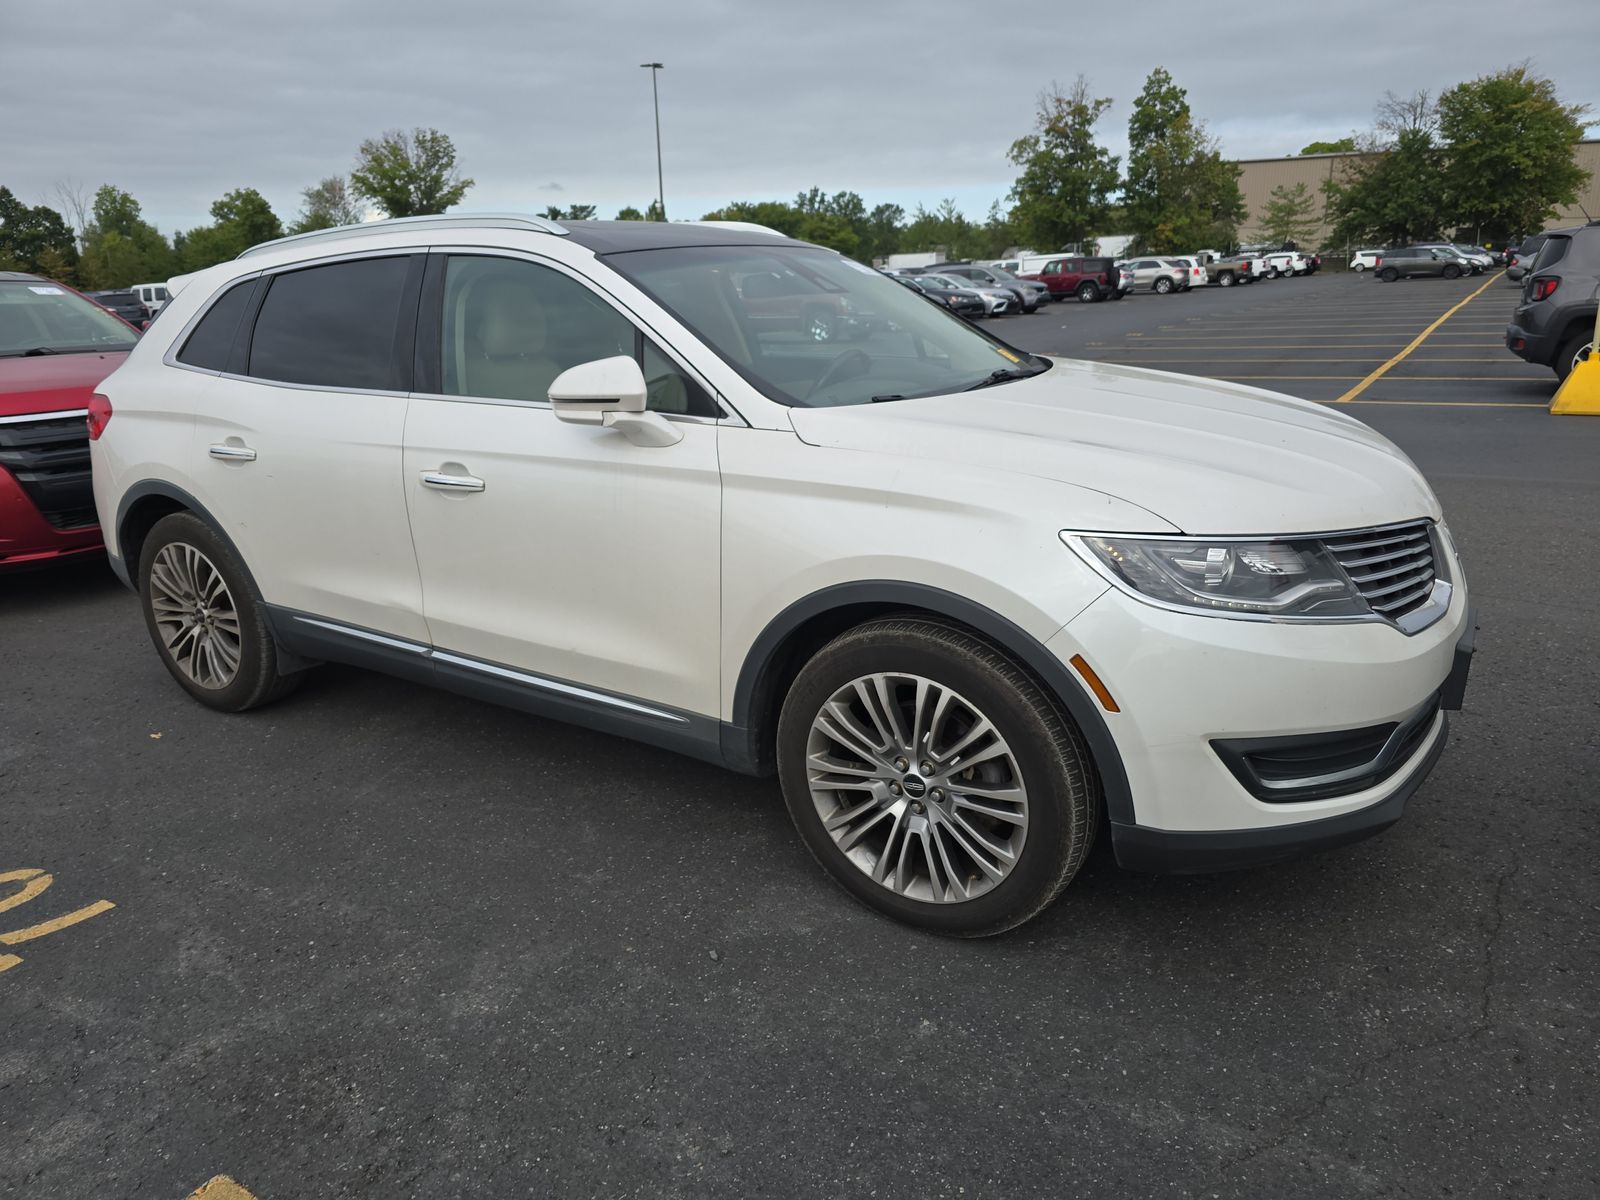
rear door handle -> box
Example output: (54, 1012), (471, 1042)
(208, 443), (257, 461)
(421, 470), (485, 493)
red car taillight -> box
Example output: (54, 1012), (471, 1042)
(87, 393), (112, 440)
(1375, 256), (1383, 267)
(1530, 277), (1560, 301)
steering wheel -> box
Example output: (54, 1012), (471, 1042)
(805, 348), (873, 401)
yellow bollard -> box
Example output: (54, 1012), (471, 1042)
(1550, 308), (1600, 415)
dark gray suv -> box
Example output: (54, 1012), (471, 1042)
(1374, 247), (1466, 281)
(1505, 222), (1599, 382)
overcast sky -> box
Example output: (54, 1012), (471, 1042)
(6, 0), (1597, 235)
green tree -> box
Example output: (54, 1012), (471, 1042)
(699, 199), (801, 234)
(900, 199), (985, 260)
(78, 185), (175, 288)
(1005, 77), (1120, 250)
(1299, 137), (1357, 155)
(644, 199), (665, 222)
(350, 128), (474, 218)
(615, 206), (646, 220)
(291, 176), (363, 233)
(0, 187), (79, 275)
(178, 188), (284, 271)
(1438, 65), (1591, 242)
(1326, 127), (1447, 246)
(1124, 68), (1245, 252)
(1258, 181), (1321, 246)
(862, 203), (904, 262)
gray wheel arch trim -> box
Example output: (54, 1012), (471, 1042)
(729, 581), (1134, 825)
(111, 482), (254, 592)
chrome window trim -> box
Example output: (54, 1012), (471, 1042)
(1060, 518), (1453, 634)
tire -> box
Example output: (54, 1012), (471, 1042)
(1379, 267), (1399, 282)
(1076, 282), (1099, 303)
(1554, 331), (1595, 383)
(137, 512), (302, 712)
(1442, 264), (1462, 280)
(1353, 263), (1366, 273)
(776, 617), (1099, 937)
(1154, 277), (1173, 295)
(1266, 267), (1281, 279)
(1217, 272), (1235, 287)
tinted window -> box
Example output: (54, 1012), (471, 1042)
(440, 255), (634, 403)
(248, 256), (411, 390)
(643, 339), (718, 417)
(1531, 236), (1570, 272)
(177, 279), (256, 371)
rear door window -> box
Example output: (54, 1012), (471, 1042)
(247, 256), (415, 390)
(1531, 236), (1570, 272)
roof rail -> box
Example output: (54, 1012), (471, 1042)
(237, 212), (569, 259)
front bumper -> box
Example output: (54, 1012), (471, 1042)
(0, 467), (104, 568)
(1047, 579), (1474, 874)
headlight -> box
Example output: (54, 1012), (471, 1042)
(1065, 533), (1370, 617)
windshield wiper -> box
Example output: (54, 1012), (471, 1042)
(15, 346), (61, 356)
(962, 364), (1043, 391)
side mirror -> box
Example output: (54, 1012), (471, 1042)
(548, 355), (682, 447)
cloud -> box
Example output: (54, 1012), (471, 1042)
(3, 0), (1594, 231)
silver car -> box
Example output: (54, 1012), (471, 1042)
(1120, 258), (1190, 294)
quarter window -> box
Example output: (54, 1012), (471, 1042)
(176, 278), (257, 372)
(247, 256), (413, 390)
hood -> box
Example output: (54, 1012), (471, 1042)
(0, 350), (131, 420)
(788, 358), (1440, 535)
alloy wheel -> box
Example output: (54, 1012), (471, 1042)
(805, 672), (1029, 904)
(148, 542), (242, 689)
(807, 313), (833, 342)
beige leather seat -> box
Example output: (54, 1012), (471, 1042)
(456, 274), (562, 402)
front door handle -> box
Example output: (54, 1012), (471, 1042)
(208, 442), (257, 462)
(421, 470), (485, 493)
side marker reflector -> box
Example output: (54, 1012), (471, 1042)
(1070, 654), (1120, 713)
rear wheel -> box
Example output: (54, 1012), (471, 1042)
(1379, 267), (1399, 282)
(1217, 272), (1235, 287)
(1076, 282), (1099, 303)
(776, 618), (1099, 937)
(1555, 331), (1595, 383)
(138, 512), (301, 712)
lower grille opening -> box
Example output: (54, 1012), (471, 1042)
(1213, 694), (1443, 803)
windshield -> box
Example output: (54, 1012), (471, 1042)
(0, 282), (140, 356)
(607, 245), (1044, 408)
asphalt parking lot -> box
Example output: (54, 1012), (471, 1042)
(4, 272), (1598, 1199)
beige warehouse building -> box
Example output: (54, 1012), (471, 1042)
(1234, 138), (1600, 248)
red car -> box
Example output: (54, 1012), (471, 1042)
(1, 271), (140, 568)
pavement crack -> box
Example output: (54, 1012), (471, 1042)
(1202, 850), (1522, 1192)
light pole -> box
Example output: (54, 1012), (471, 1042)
(639, 62), (666, 221)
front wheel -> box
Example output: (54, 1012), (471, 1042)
(1442, 264), (1462, 280)
(1076, 282), (1099, 303)
(777, 618), (1099, 936)
(1217, 272), (1235, 287)
(1266, 267), (1281, 279)
(138, 512), (302, 712)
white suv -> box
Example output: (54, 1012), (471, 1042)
(89, 214), (1474, 935)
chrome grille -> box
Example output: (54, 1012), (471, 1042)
(1322, 522), (1437, 620)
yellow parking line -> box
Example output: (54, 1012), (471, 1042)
(0, 869), (50, 914)
(186, 1176), (260, 1200)
(0, 954), (21, 973)
(0, 899), (116, 945)
(1335, 272), (1505, 402)
(1331, 399), (1547, 408)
